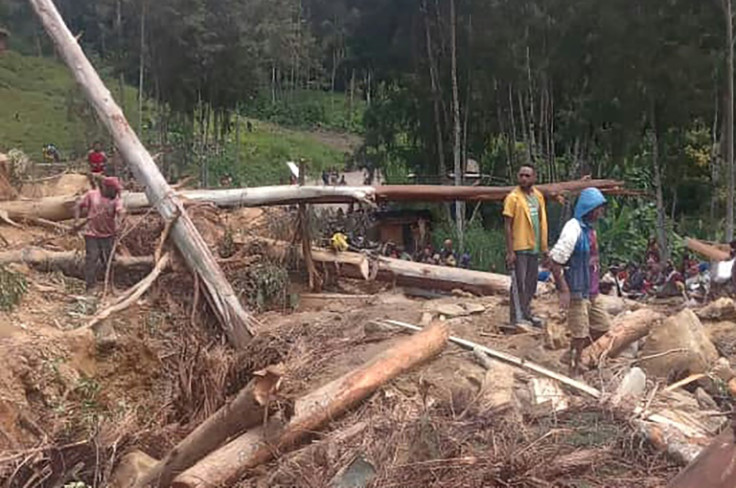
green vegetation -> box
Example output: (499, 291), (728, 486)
(0, 51), (140, 157)
(244, 90), (365, 134)
(0, 264), (27, 311)
(211, 118), (349, 187)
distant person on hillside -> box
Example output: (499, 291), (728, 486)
(503, 164), (548, 328)
(339, 174), (347, 186)
(75, 177), (125, 293)
(42, 143), (61, 163)
(322, 169), (330, 185)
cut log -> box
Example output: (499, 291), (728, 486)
(686, 237), (730, 262)
(581, 309), (665, 368)
(254, 237), (370, 280)
(28, 0), (256, 347)
(253, 238), (546, 296)
(0, 247), (155, 279)
(172, 321), (449, 488)
(134, 366), (282, 488)
(0, 179), (626, 223)
(376, 256), (546, 295)
(666, 430), (736, 488)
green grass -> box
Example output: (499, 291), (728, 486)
(1, 51), (356, 187)
(214, 118), (349, 186)
(0, 50), (140, 158)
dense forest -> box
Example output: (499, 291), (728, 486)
(1, 0), (734, 265)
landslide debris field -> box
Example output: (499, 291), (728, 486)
(0, 178), (734, 488)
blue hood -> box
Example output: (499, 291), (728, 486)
(574, 188), (607, 221)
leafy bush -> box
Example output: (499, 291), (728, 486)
(0, 265), (27, 311)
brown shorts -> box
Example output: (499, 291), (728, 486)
(568, 298), (611, 339)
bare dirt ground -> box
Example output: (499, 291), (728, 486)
(0, 187), (729, 487)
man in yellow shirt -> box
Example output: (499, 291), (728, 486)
(503, 164), (548, 327)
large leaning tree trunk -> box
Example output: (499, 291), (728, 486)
(726, 0), (735, 242)
(28, 0), (256, 347)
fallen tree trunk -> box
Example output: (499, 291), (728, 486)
(686, 237), (730, 262)
(28, 0), (256, 347)
(581, 309), (665, 368)
(172, 322), (449, 488)
(254, 238), (539, 295)
(135, 367), (282, 488)
(666, 430), (736, 488)
(253, 237), (370, 280)
(0, 247), (155, 279)
(0, 179), (627, 223)
(377, 256), (524, 295)
(373, 179), (627, 202)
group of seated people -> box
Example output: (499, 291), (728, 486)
(409, 239), (471, 269)
(600, 239), (709, 298)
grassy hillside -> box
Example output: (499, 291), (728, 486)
(0, 51), (360, 186)
(0, 50), (140, 158)
(219, 118), (353, 186)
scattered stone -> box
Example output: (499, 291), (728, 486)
(712, 357), (736, 382)
(611, 367), (647, 406)
(330, 454), (376, 488)
(697, 297), (736, 321)
(595, 294), (628, 316)
(433, 303), (467, 318)
(705, 321), (736, 356)
(419, 312), (434, 326)
(476, 356), (516, 412)
(639, 309), (719, 380)
(728, 378), (736, 397)
(463, 303), (487, 315)
(529, 378), (568, 412)
(110, 450), (158, 488)
(544, 319), (568, 350)
(695, 387), (719, 410)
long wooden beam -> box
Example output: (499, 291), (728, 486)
(0, 179), (627, 223)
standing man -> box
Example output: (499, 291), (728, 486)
(75, 176), (125, 293)
(503, 164), (548, 327)
(549, 187), (611, 374)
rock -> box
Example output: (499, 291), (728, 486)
(705, 321), (736, 356)
(695, 387), (719, 410)
(639, 309), (719, 380)
(330, 454), (376, 488)
(712, 357), (736, 382)
(419, 312), (435, 326)
(110, 450), (158, 488)
(529, 378), (568, 412)
(477, 358), (516, 412)
(433, 303), (467, 318)
(611, 367), (647, 406)
(595, 294), (629, 316)
(698, 297), (736, 321)
(729, 378), (736, 397)
(618, 340), (639, 360)
(544, 319), (568, 350)
(463, 303), (487, 315)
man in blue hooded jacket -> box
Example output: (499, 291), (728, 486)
(549, 188), (611, 373)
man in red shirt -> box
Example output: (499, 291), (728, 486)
(75, 176), (125, 292)
(87, 141), (108, 176)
